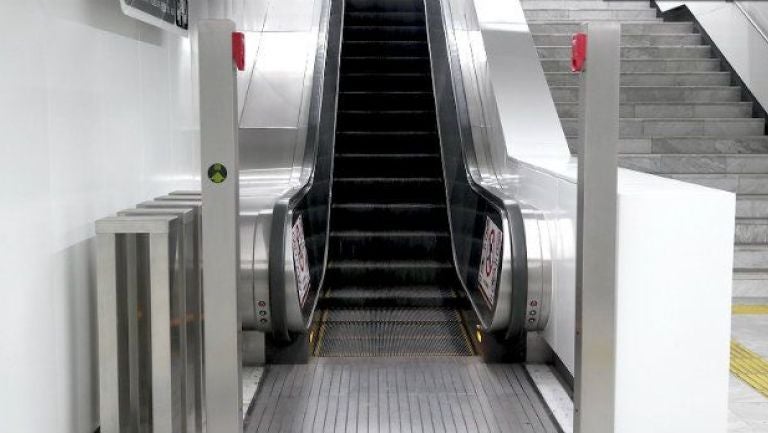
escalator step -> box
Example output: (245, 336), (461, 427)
(334, 153), (441, 177)
(339, 91), (435, 111)
(329, 230), (451, 260)
(344, 25), (427, 41)
(339, 73), (432, 92)
(345, 11), (426, 26)
(346, 0), (424, 12)
(332, 178), (444, 203)
(331, 203), (447, 230)
(327, 260), (454, 285)
(343, 40), (429, 57)
(315, 321), (473, 356)
(341, 56), (431, 73)
(337, 111), (437, 131)
(335, 131), (439, 154)
(323, 285), (457, 307)
(323, 306), (461, 322)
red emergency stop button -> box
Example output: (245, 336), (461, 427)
(232, 32), (245, 71)
(572, 32), (587, 72)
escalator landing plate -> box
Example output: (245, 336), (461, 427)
(244, 358), (558, 433)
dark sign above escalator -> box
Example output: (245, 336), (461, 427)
(120, 0), (188, 34)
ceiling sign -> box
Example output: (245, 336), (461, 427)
(120, 0), (189, 36)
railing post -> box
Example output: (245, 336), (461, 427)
(574, 22), (620, 433)
(198, 19), (243, 433)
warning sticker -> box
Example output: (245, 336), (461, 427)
(291, 216), (311, 306)
(477, 217), (502, 307)
(207, 163), (227, 184)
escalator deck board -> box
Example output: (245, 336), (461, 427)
(243, 360), (559, 433)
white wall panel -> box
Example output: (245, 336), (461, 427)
(0, 0), (220, 431)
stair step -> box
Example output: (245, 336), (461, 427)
(541, 58), (721, 73)
(334, 153), (442, 178)
(616, 136), (768, 154)
(341, 56), (431, 73)
(335, 131), (439, 154)
(557, 102), (751, 119)
(618, 154), (768, 174)
(339, 91), (435, 111)
(665, 174), (768, 194)
(561, 118), (764, 138)
(738, 195), (768, 218)
(345, 11), (425, 26)
(343, 40), (429, 56)
(521, 0), (655, 10)
(337, 110), (437, 132)
(736, 218), (768, 244)
(538, 45), (711, 60)
(524, 9), (659, 21)
(333, 178), (445, 203)
(550, 86), (741, 103)
(529, 22), (693, 35)
(340, 72), (432, 91)
(331, 203), (448, 230)
(533, 33), (702, 46)
(547, 72), (730, 87)
(733, 270), (768, 298)
(330, 231), (451, 260)
(735, 245), (768, 270)
(344, 25), (427, 41)
(326, 260), (455, 285)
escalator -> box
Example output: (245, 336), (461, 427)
(313, 0), (474, 357)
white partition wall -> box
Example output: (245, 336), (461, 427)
(443, 0), (736, 431)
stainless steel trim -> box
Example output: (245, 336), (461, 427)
(521, 205), (553, 332)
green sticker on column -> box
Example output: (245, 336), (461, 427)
(208, 163), (227, 184)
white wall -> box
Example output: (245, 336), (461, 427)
(657, 1), (768, 116)
(0, 0), (219, 431)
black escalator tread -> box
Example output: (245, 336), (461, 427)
(340, 73), (432, 91)
(324, 285), (456, 302)
(324, 307), (461, 322)
(343, 40), (428, 57)
(326, 260), (455, 285)
(344, 25), (427, 41)
(346, 0), (424, 12)
(345, 12), (426, 26)
(341, 56), (430, 73)
(318, 0), (472, 358)
(332, 178), (444, 203)
(337, 111), (436, 131)
(316, 308), (472, 357)
(336, 131), (439, 154)
(334, 154), (441, 177)
(329, 231), (450, 259)
(331, 203), (447, 230)
(338, 91), (435, 111)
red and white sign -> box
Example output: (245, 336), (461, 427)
(291, 216), (311, 306)
(478, 217), (502, 306)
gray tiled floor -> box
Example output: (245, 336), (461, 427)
(244, 357), (558, 433)
(730, 299), (768, 432)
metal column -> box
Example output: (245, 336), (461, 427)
(198, 19), (243, 433)
(574, 22), (620, 433)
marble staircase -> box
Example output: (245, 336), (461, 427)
(522, 0), (768, 297)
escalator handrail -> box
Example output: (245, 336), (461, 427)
(268, 0), (343, 342)
(425, 0), (529, 341)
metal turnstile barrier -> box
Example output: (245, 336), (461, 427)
(96, 196), (204, 433)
